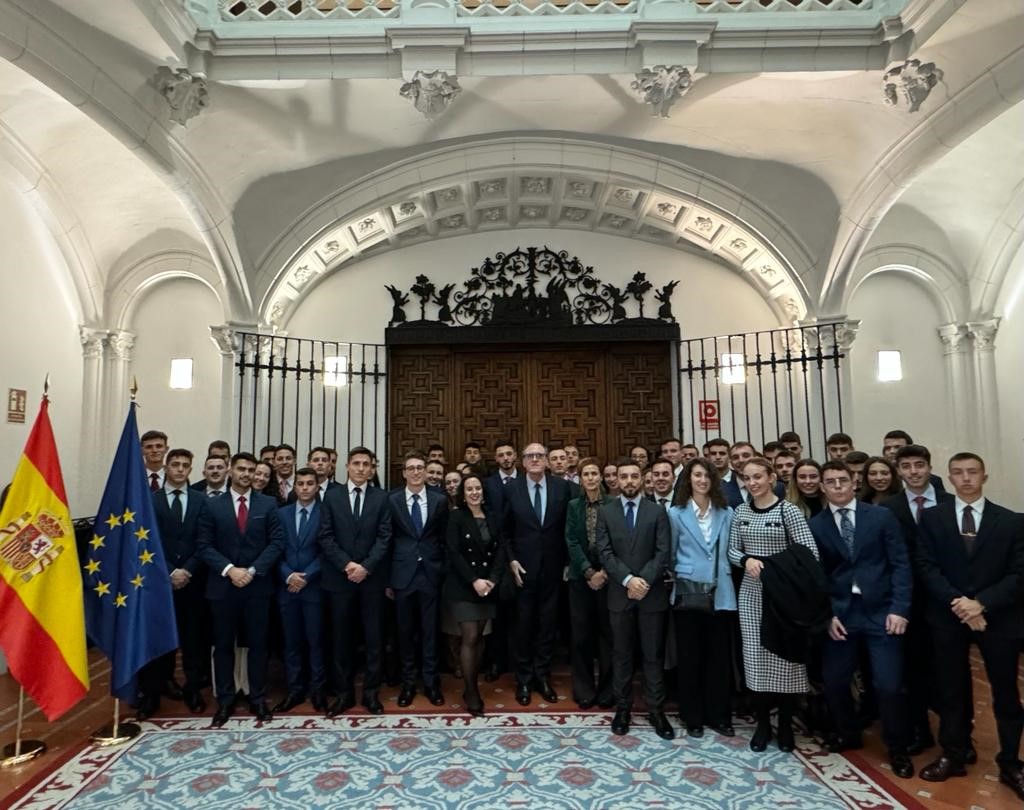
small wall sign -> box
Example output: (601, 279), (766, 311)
(7, 388), (27, 424)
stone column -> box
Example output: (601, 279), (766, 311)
(209, 325), (241, 447)
(966, 318), (1000, 460)
(78, 326), (108, 507)
(826, 318), (860, 441)
(103, 330), (135, 454)
(937, 323), (970, 449)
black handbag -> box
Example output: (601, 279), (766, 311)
(673, 516), (720, 614)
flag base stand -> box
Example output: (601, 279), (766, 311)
(1, 740), (45, 768)
(1, 688), (47, 768)
(90, 699), (141, 747)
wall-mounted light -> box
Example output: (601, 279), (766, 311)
(877, 350), (902, 382)
(720, 353), (746, 385)
(169, 358), (194, 390)
(324, 355), (348, 387)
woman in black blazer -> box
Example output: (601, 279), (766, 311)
(444, 473), (507, 716)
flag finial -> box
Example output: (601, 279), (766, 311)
(43, 374), (50, 398)
(130, 376), (138, 402)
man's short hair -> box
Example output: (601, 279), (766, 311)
(826, 432), (853, 447)
(884, 429), (914, 444)
(308, 446), (331, 460)
(230, 452), (258, 466)
(705, 437), (730, 451)
(204, 455), (227, 466)
(895, 444), (931, 465)
(774, 449), (797, 462)
(729, 441), (756, 455)
(650, 457), (674, 472)
(166, 448), (193, 463)
(660, 437), (682, 447)
(259, 444), (277, 457)
(427, 443), (445, 453)
(778, 431), (802, 445)
(820, 460), (853, 478)
(141, 430), (168, 443)
(208, 439), (231, 453)
(494, 439), (515, 451)
(275, 443), (296, 456)
(464, 441), (481, 451)
(403, 450), (427, 464)
(348, 446), (374, 461)
(949, 451), (985, 471)
(294, 466), (317, 481)
(681, 443), (699, 453)
(845, 451), (869, 465)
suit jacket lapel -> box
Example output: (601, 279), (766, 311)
(969, 504), (998, 556)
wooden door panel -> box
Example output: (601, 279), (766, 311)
(455, 352), (528, 453)
(388, 348), (452, 481)
(607, 345), (674, 457)
(528, 351), (607, 461)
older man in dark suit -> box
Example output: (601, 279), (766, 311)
(318, 446), (393, 716)
(810, 460), (914, 778)
(503, 441), (573, 706)
(196, 452), (285, 726)
(915, 452), (1024, 799)
(596, 460), (673, 740)
(389, 451), (449, 707)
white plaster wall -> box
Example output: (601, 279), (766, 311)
(994, 251), (1024, 510)
(286, 230), (781, 341)
(0, 177), (85, 513)
(129, 278), (225, 466)
(847, 272), (954, 475)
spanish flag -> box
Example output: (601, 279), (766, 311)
(0, 396), (89, 720)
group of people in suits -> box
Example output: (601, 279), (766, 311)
(133, 427), (1024, 802)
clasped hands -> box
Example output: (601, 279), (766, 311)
(951, 596), (986, 631)
(626, 577), (649, 600)
(345, 561), (369, 583)
(286, 572), (308, 593)
(226, 566), (253, 587)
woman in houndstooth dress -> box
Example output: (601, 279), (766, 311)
(728, 457), (819, 753)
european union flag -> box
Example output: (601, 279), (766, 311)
(83, 402), (178, 702)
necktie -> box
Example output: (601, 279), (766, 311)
(171, 489), (183, 524)
(625, 500), (635, 532)
(150, 472), (159, 493)
(503, 476), (510, 486)
(658, 498), (668, 507)
(352, 487), (362, 519)
(236, 495), (248, 534)
(411, 493), (423, 536)
(280, 479), (290, 499)
(299, 506), (308, 536)
(961, 505), (977, 556)
(533, 484), (543, 521)
(913, 495), (926, 523)
(839, 508), (855, 556)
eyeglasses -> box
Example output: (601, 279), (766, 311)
(405, 465), (426, 472)
(523, 453), (546, 460)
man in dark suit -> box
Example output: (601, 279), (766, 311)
(483, 440), (519, 511)
(882, 443), (955, 753)
(196, 452), (285, 726)
(274, 467), (326, 713)
(389, 451), (449, 706)
(810, 460), (914, 778)
(190, 454), (229, 496)
(881, 430), (946, 494)
(503, 441), (573, 705)
(915, 453), (1024, 798)
(137, 448), (208, 718)
(595, 460), (673, 740)
(301, 446), (342, 502)
(318, 446), (392, 716)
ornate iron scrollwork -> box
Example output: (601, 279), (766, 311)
(386, 246), (679, 328)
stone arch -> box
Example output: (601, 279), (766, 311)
(110, 250), (227, 332)
(256, 138), (816, 330)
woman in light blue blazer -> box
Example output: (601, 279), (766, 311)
(669, 457), (736, 738)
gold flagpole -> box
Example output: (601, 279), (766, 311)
(1, 687), (46, 767)
(91, 698), (140, 747)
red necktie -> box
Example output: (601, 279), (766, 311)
(237, 495), (248, 534)
(150, 472), (159, 492)
(913, 495), (926, 524)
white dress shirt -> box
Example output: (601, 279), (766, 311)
(954, 496), (986, 531)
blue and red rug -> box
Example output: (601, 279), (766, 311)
(6, 712), (924, 809)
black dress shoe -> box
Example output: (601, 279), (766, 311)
(211, 702), (234, 728)
(919, 756), (967, 782)
(463, 691), (484, 717)
(533, 678), (557, 703)
(999, 766), (1024, 800)
(310, 691), (327, 712)
(966, 741), (977, 765)
(162, 679), (184, 701)
(135, 695), (159, 721)
(709, 722), (735, 737)
(184, 689), (206, 715)
(424, 685), (445, 706)
(611, 709), (630, 736)
(326, 696), (355, 717)
(890, 754), (914, 779)
(515, 682), (531, 706)
(483, 664), (501, 683)
(363, 694), (384, 715)
(824, 734), (864, 754)
(650, 713), (675, 740)
(271, 694), (304, 713)
(397, 685), (416, 707)
(686, 724), (704, 738)
(907, 731), (936, 756)
(576, 697), (596, 710)
(750, 724), (772, 752)
(249, 701), (273, 722)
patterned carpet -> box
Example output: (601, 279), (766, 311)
(7, 712), (923, 809)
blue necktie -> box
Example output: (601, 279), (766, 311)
(625, 500), (635, 532)
(839, 508), (855, 556)
(298, 506), (308, 537)
(533, 484), (543, 521)
(352, 487), (361, 519)
(411, 493), (423, 536)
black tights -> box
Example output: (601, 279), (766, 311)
(754, 691), (797, 728)
(460, 620), (487, 698)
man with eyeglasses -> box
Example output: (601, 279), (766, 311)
(504, 442), (573, 706)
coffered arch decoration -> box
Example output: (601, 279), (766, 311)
(257, 139), (816, 330)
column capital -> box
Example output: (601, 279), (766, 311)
(79, 326), (108, 359)
(209, 324), (240, 356)
(107, 330), (136, 362)
(937, 322), (968, 355)
(966, 317), (1000, 352)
